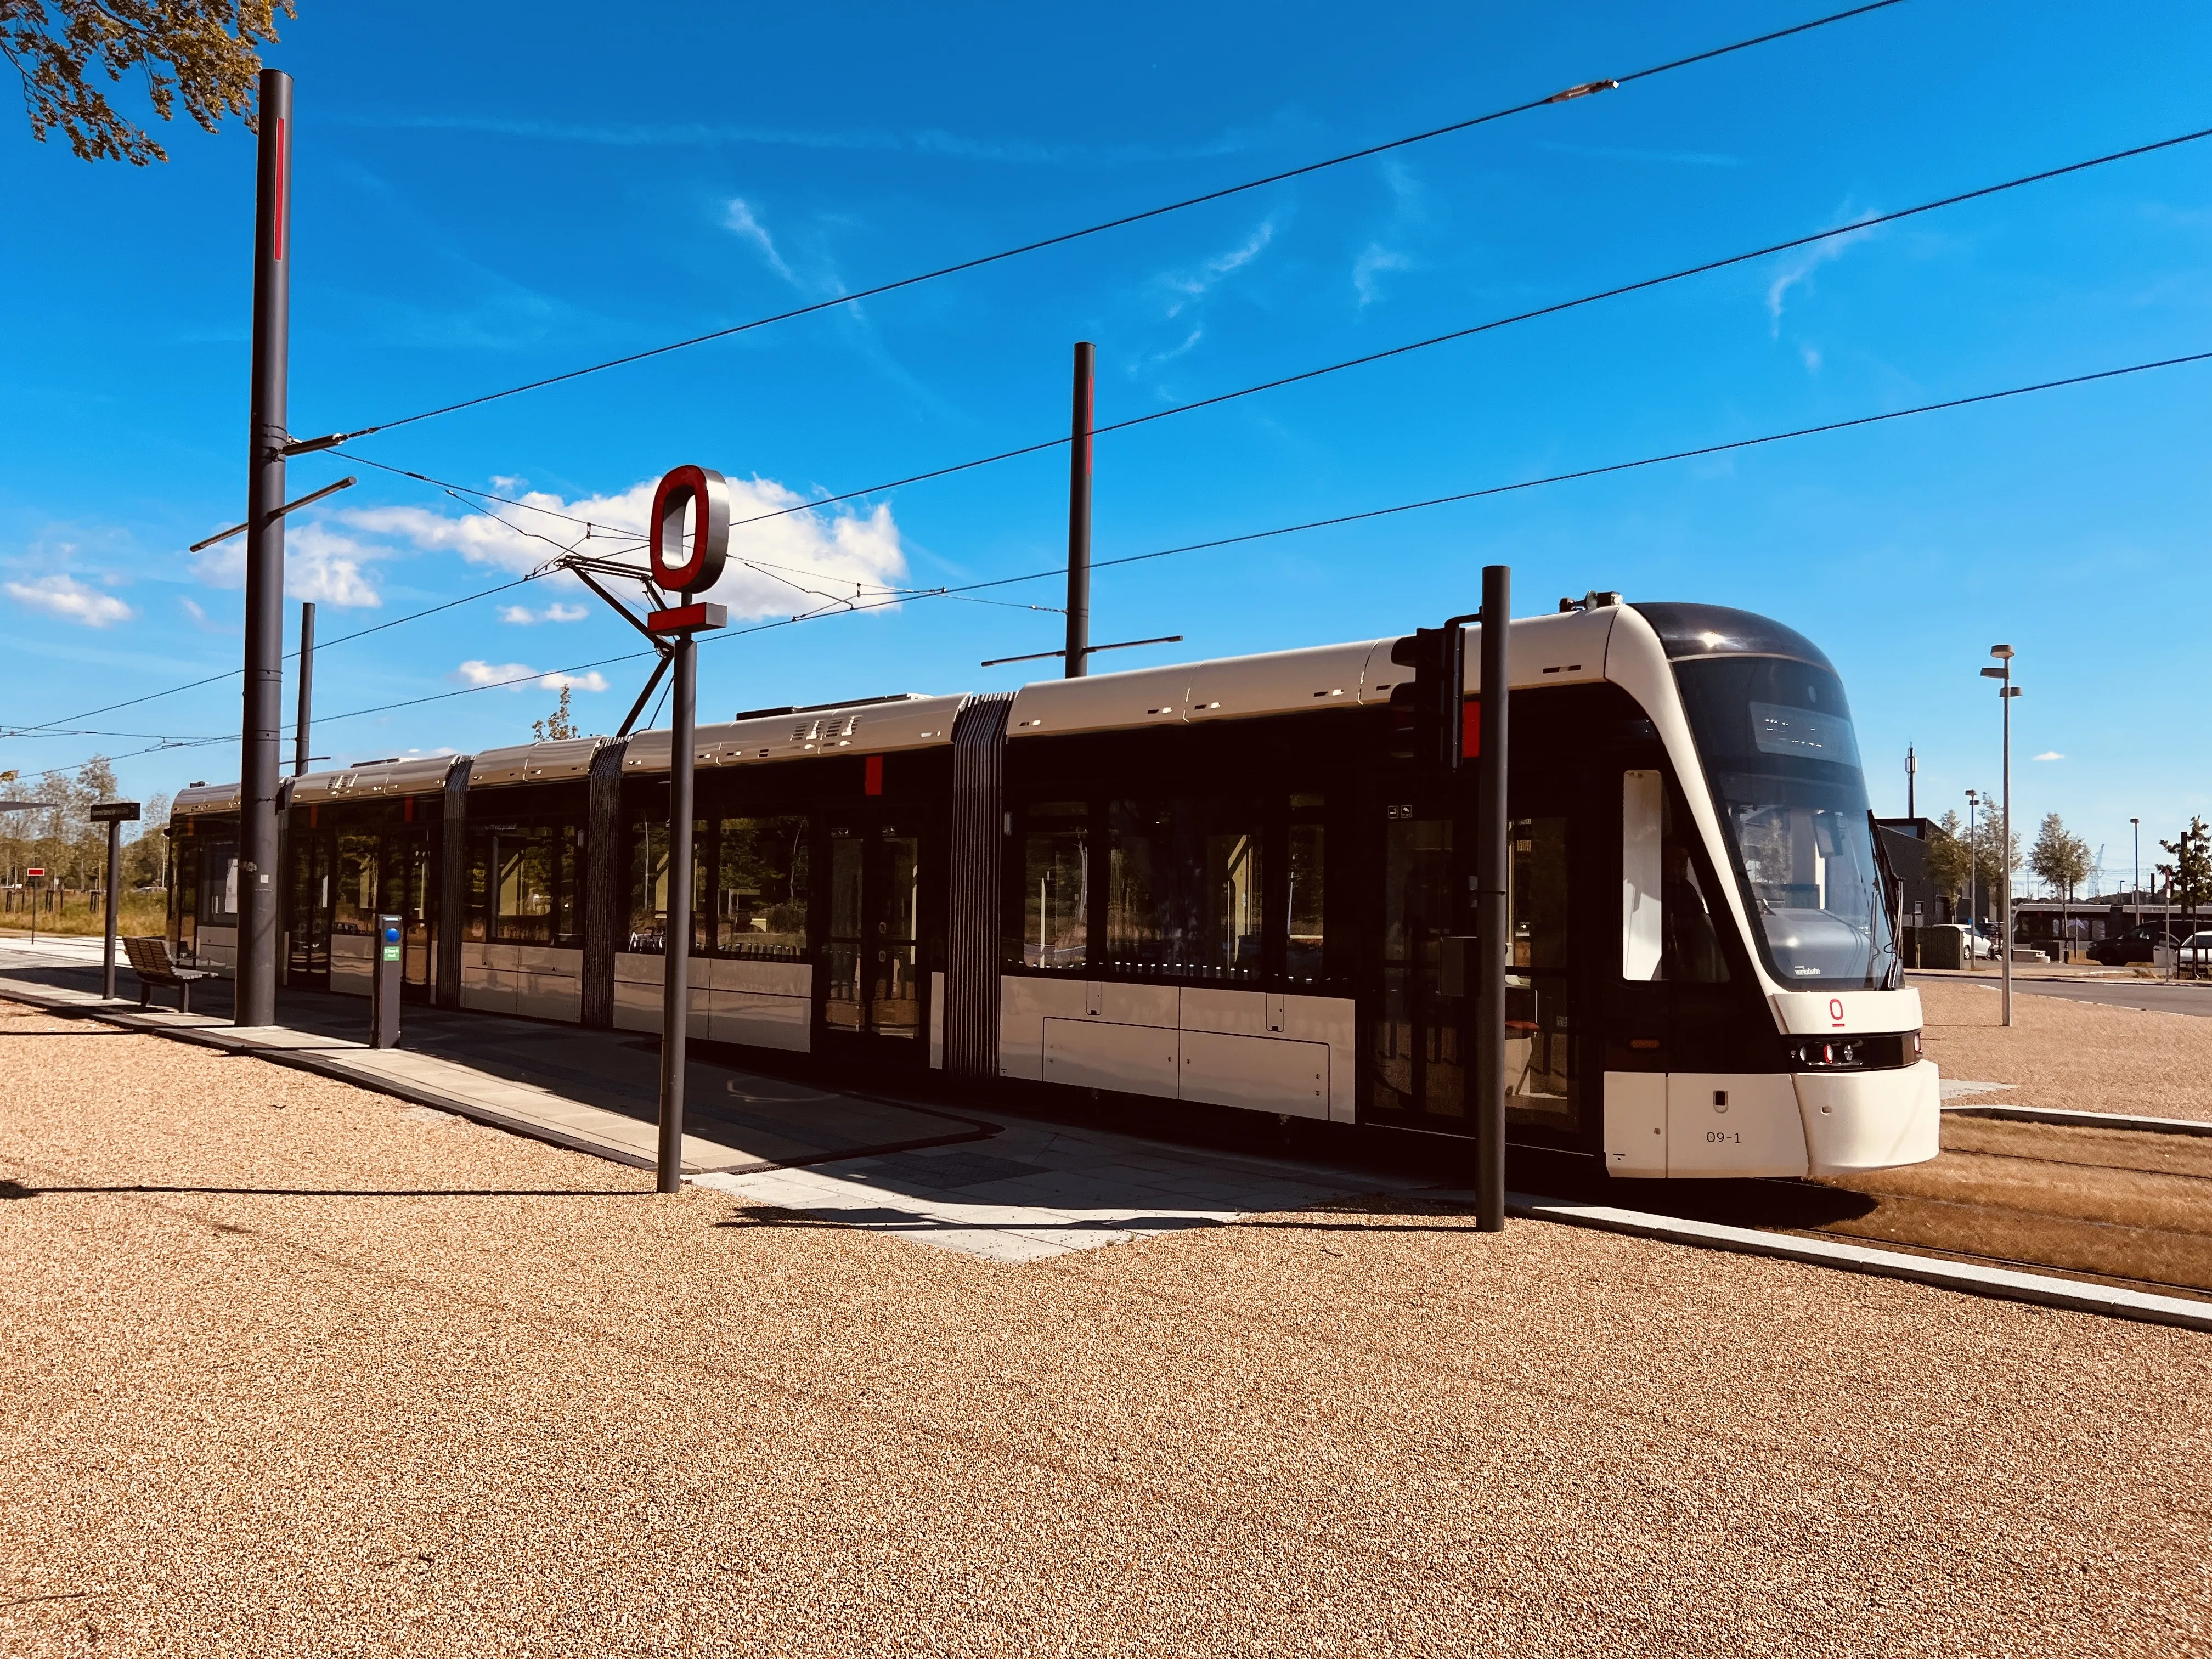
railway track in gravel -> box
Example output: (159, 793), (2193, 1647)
(1517, 1114), (2212, 1305)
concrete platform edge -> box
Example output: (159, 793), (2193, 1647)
(1481, 1190), (2212, 1334)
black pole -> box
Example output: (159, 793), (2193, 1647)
(294, 600), (315, 776)
(1064, 341), (1093, 678)
(1474, 564), (1510, 1232)
(656, 632), (698, 1194)
(238, 67), (292, 1028)
(101, 820), (121, 1000)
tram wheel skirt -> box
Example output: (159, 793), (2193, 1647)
(1602, 1061), (1940, 1180)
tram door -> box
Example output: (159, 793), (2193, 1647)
(819, 817), (926, 1058)
(1368, 806), (1464, 1124)
(1363, 791), (1580, 1137)
(288, 830), (336, 988)
(380, 829), (437, 1001)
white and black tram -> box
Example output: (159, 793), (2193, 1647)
(165, 595), (1940, 1180)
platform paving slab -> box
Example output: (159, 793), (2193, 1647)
(0, 940), (991, 1178)
(697, 1112), (1415, 1264)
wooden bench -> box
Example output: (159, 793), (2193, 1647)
(122, 935), (216, 1013)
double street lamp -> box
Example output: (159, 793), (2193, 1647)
(1980, 645), (2019, 1028)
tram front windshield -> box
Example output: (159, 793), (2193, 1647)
(1675, 655), (1899, 989)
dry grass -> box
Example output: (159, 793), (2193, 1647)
(1920, 978), (2212, 1122)
(0, 891), (167, 941)
(4, 1001), (2210, 1656)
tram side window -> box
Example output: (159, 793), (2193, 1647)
(1106, 797), (1266, 981)
(1620, 769), (1727, 983)
(197, 844), (239, 926)
(174, 839), (200, 953)
(715, 816), (809, 960)
(1286, 794), (1326, 986)
(332, 831), (379, 937)
(467, 822), (580, 947)
(1010, 801), (1087, 971)
(625, 819), (708, 955)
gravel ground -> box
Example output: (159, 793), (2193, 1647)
(4, 1001), (2211, 1658)
(1921, 978), (2212, 1121)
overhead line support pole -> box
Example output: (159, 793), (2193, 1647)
(1474, 565), (1511, 1233)
(238, 66), (293, 1029)
(1065, 341), (1093, 678)
(294, 601), (315, 776)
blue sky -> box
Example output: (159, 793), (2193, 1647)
(2, 1), (2207, 891)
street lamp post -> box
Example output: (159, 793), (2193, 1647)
(2131, 817), (2141, 934)
(1982, 646), (2018, 1028)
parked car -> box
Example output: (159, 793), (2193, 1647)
(2088, 927), (2181, 967)
(2182, 931), (2212, 972)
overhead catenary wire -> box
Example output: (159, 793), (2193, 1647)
(16, 342), (2208, 785)
(656, 122), (2212, 535)
(289, 1), (1906, 447)
(71, 342), (2194, 759)
(47, 16), (2155, 754)
(7, 569), (572, 738)
(323, 122), (2212, 555)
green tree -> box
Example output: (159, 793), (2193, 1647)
(531, 685), (581, 742)
(121, 790), (170, 888)
(1968, 791), (2019, 916)
(2160, 817), (2212, 972)
(1923, 809), (1971, 915)
(4, 0), (293, 165)
(2030, 811), (2095, 960)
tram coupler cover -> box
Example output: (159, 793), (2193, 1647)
(370, 912), (403, 1049)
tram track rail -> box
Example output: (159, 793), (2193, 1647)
(1504, 1111), (2212, 1317)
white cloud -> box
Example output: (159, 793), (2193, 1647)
(1163, 219), (1276, 317)
(500, 601), (590, 625)
(2034, 751), (2064, 762)
(351, 475), (909, 621)
(454, 659), (608, 693)
(1766, 208), (1878, 335)
(1799, 343), (1823, 374)
(188, 519), (383, 608)
(3, 574), (132, 628)
(725, 197), (802, 289)
(1352, 242), (1412, 308)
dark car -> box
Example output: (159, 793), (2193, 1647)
(2088, 926), (2182, 966)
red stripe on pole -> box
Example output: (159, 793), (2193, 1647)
(274, 116), (287, 262)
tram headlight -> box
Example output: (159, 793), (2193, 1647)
(1786, 1031), (1920, 1070)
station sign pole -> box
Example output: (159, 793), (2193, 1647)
(26, 866), (43, 947)
(643, 466), (731, 1195)
(89, 802), (142, 1000)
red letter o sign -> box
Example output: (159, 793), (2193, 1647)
(648, 465), (730, 595)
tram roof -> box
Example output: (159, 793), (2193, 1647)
(1630, 602), (1836, 675)
(163, 600), (1844, 804)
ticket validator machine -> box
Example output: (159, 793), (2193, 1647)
(370, 912), (403, 1049)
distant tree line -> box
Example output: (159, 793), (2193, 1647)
(0, 758), (169, 894)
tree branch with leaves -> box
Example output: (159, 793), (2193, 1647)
(4, 0), (294, 164)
